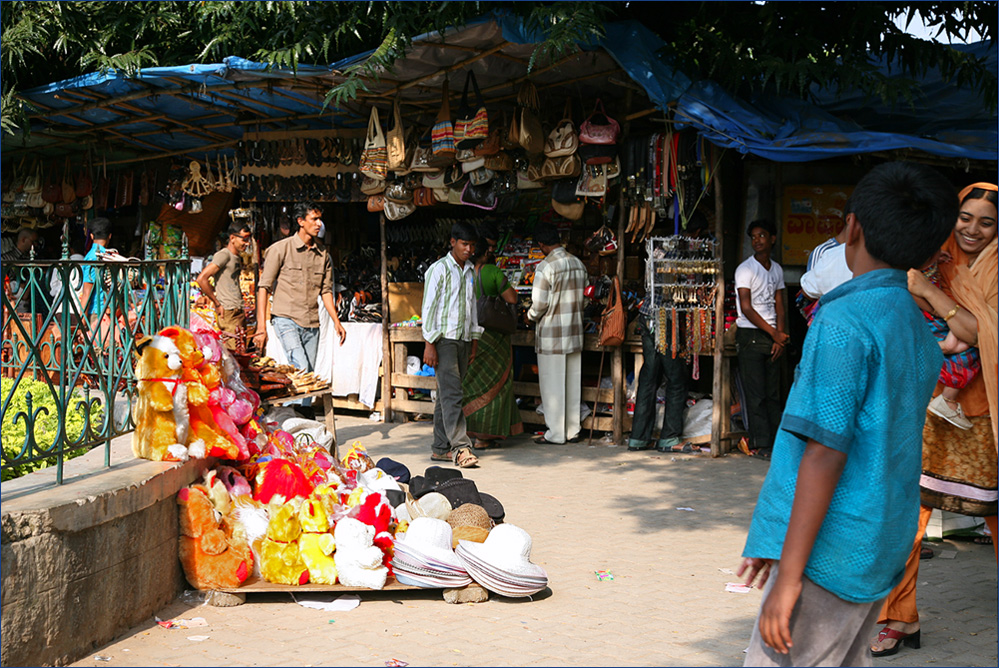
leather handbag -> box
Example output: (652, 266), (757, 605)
(22, 159), (42, 195)
(431, 78), (456, 161)
(360, 106), (389, 179)
(473, 127), (502, 156)
(367, 194), (385, 212)
(455, 147), (479, 163)
(55, 200), (79, 218)
(413, 186), (436, 207)
(526, 154), (545, 182)
(384, 181), (413, 204)
(361, 176), (386, 195)
(476, 271), (517, 334)
(516, 81), (544, 155)
(516, 165), (544, 190)
(468, 167), (495, 187)
(409, 144), (437, 172)
(540, 153), (581, 180)
(579, 99), (620, 145)
(26, 189), (44, 209)
(444, 164), (467, 189)
(576, 164), (608, 197)
(422, 170), (446, 189)
(384, 198), (416, 221)
(75, 156), (93, 198)
(42, 161), (62, 204)
(460, 156), (485, 172)
(483, 151), (514, 172)
(598, 276), (626, 347)
(453, 70), (489, 149)
(61, 157), (77, 204)
(544, 100), (578, 158)
(386, 97), (407, 171)
(460, 180), (498, 210)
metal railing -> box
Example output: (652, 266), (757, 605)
(1, 231), (190, 483)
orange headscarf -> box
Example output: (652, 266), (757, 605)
(939, 182), (998, 447)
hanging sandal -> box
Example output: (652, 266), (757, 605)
(453, 447), (479, 468)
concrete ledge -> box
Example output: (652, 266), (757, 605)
(1, 436), (209, 666)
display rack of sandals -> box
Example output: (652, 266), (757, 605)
(645, 235), (721, 381)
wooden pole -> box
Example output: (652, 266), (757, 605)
(380, 212), (393, 423)
(611, 88), (634, 446)
(710, 153), (726, 457)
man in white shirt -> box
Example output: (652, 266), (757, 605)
(421, 221), (483, 468)
(734, 219), (788, 458)
(800, 243), (853, 300)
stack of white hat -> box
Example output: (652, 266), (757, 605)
(392, 517), (472, 588)
(456, 524), (549, 597)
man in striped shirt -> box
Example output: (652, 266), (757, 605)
(422, 221), (483, 468)
(528, 223), (588, 445)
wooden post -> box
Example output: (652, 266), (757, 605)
(380, 212), (393, 423)
(710, 158), (726, 457)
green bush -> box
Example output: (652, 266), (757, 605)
(1, 378), (104, 481)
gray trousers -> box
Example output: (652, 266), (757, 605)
(744, 565), (884, 667)
(432, 339), (472, 455)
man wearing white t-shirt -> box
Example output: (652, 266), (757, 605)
(734, 219), (789, 459)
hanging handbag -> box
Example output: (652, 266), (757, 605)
(76, 155), (93, 198)
(23, 159), (42, 195)
(384, 198), (416, 221)
(598, 276), (626, 347)
(473, 126), (502, 156)
(5, 158), (27, 200)
(96, 157), (110, 210)
(360, 176), (386, 195)
(517, 81), (544, 155)
(453, 70), (489, 149)
(386, 97), (407, 171)
(360, 106), (389, 179)
(55, 200), (79, 218)
(540, 153), (581, 180)
(431, 78), (456, 161)
(544, 100), (578, 158)
(42, 161), (62, 204)
(576, 164), (608, 197)
(460, 180), (498, 210)
(367, 194), (385, 212)
(476, 271), (517, 334)
(413, 186), (436, 207)
(526, 154), (545, 182)
(483, 151), (514, 172)
(422, 170), (446, 189)
(61, 156), (77, 204)
(579, 99), (620, 145)
(26, 189), (44, 209)
(384, 181), (413, 204)
(516, 165), (544, 190)
(578, 143), (617, 165)
(468, 167), (495, 187)
(552, 177), (582, 204)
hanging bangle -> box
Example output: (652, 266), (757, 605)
(943, 304), (961, 322)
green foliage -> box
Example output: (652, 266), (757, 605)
(1, 377), (104, 481)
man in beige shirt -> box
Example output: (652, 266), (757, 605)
(196, 221), (251, 350)
(252, 202), (346, 373)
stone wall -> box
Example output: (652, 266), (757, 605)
(1, 439), (208, 667)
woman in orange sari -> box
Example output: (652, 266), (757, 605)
(870, 182), (998, 657)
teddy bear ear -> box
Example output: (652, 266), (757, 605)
(135, 335), (154, 356)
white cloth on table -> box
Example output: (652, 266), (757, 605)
(315, 304), (383, 409)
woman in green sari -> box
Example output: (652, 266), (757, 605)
(462, 236), (523, 449)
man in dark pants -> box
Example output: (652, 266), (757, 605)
(734, 219), (789, 459)
(628, 310), (688, 452)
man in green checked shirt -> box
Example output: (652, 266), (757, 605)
(421, 221), (482, 469)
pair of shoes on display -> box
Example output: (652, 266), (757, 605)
(927, 394), (973, 430)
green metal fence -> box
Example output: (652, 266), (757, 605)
(1, 232), (190, 483)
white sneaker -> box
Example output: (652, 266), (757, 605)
(928, 394), (973, 430)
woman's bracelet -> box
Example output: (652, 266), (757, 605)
(943, 304), (961, 322)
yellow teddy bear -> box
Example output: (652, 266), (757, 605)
(259, 501), (310, 585)
(132, 334), (203, 462)
(298, 498), (338, 585)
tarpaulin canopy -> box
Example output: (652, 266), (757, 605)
(7, 10), (995, 165)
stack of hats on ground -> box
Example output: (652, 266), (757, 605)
(456, 524), (549, 597)
(392, 517), (472, 588)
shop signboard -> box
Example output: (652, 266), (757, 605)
(781, 185), (853, 266)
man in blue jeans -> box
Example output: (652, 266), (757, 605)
(734, 219), (789, 459)
(253, 202), (346, 387)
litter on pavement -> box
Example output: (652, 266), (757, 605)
(725, 582), (753, 593)
(595, 570), (614, 581)
(295, 594), (362, 611)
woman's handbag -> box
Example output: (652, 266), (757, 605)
(422, 170), (446, 189)
(540, 153), (581, 180)
(61, 156), (77, 204)
(386, 97), (408, 171)
(577, 143), (617, 165)
(476, 271), (517, 334)
(598, 276), (626, 347)
(473, 126), (502, 156)
(453, 71), (489, 149)
(360, 176), (386, 195)
(483, 150), (514, 172)
(516, 81), (544, 155)
(76, 156), (93, 198)
(579, 99), (620, 145)
(367, 194), (385, 212)
(360, 106), (389, 179)
(431, 78), (456, 162)
(384, 181), (413, 204)
(42, 161), (62, 204)
(22, 159), (42, 195)
(576, 164), (608, 197)
(516, 165), (544, 190)
(544, 100), (578, 158)
(460, 180), (498, 210)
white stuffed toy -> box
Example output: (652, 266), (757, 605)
(333, 517), (388, 590)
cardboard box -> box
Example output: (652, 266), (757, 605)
(388, 282), (425, 323)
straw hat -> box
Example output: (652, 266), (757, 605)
(451, 525), (490, 548)
(447, 503), (492, 531)
(405, 491), (452, 521)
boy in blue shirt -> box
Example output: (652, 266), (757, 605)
(738, 162), (958, 667)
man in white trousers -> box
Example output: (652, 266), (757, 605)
(528, 222), (588, 444)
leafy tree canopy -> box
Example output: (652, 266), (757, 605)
(1, 1), (995, 135)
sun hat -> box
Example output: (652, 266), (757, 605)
(396, 517), (463, 569)
(457, 523), (547, 581)
(436, 478), (505, 523)
(409, 466), (463, 498)
(405, 491), (452, 521)
(447, 503), (492, 531)
(375, 457), (411, 484)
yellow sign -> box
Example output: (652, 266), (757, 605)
(781, 185), (853, 266)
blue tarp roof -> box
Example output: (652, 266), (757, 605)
(11, 11), (996, 163)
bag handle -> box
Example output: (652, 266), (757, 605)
(389, 96), (403, 132)
(562, 98), (573, 123)
(586, 98), (610, 124)
(517, 80), (539, 110)
(367, 106), (385, 142)
(461, 70), (484, 111)
(436, 78), (452, 122)
(63, 155), (72, 181)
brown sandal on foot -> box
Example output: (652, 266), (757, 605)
(453, 447), (479, 468)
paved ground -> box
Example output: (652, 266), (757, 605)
(72, 416), (996, 667)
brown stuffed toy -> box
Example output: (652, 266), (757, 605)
(177, 484), (253, 590)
